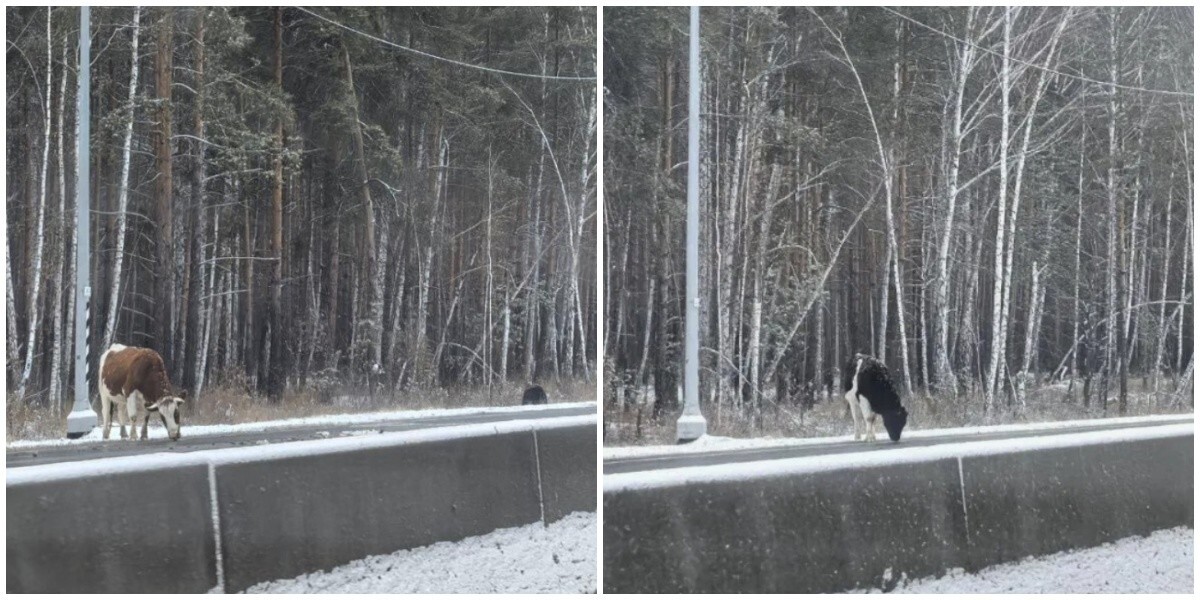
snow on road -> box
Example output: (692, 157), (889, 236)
(605, 421), (1192, 491)
(7, 401), (595, 448)
(604, 413), (1193, 460)
(860, 527), (1194, 594)
(244, 512), (596, 594)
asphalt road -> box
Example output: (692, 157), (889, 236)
(604, 416), (1194, 475)
(8, 403), (595, 468)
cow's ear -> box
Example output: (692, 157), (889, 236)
(178, 390), (188, 401)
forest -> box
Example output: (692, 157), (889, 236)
(6, 7), (597, 421)
(604, 7), (1193, 434)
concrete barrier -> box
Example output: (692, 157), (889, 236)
(535, 424), (598, 523)
(7, 414), (595, 594)
(6, 461), (218, 594)
(961, 434), (1193, 571)
(603, 423), (1193, 593)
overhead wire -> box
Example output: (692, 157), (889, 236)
(294, 7), (595, 82)
(880, 7), (1192, 98)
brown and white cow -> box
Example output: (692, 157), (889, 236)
(97, 344), (186, 441)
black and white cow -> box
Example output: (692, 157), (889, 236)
(841, 353), (908, 442)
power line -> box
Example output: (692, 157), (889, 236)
(295, 7), (595, 82)
(881, 7), (1193, 98)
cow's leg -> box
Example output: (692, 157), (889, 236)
(126, 394), (141, 440)
(860, 396), (877, 441)
(114, 394), (130, 439)
(138, 403), (150, 441)
(100, 391), (113, 440)
(845, 390), (863, 440)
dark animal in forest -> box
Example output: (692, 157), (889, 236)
(522, 385), (548, 405)
(842, 353), (907, 442)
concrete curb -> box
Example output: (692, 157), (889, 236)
(603, 425), (1193, 593)
(7, 415), (595, 593)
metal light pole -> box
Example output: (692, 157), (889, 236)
(66, 6), (96, 438)
(676, 6), (706, 443)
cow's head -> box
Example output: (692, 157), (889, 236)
(149, 391), (186, 441)
(880, 406), (908, 442)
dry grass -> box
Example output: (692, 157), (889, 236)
(6, 377), (596, 443)
(7, 397), (66, 441)
(603, 375), (1194, 447)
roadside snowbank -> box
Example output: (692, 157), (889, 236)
(243, 512), (597, 594)
(603, 413), (1192, 459)
(8, 401), (595, 448)
(860, 527), (1194, 593)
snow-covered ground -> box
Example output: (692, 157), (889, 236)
(603, 413), (1193, 460)
(857, 527), (1194, 593)
(7, 401), (595, 448)
(243, 512), (597, 594)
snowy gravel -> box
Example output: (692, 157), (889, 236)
(243, 512), (597, 594)
(861, 527), (1194, 593)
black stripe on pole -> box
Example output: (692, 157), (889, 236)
(84, 300), (90, 389)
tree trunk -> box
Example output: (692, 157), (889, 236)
(1104, 8), (1125, 414)
(484, 145), (495, 387)
(984, 7), (1013, 414)
(525, 144), (544, 382)
(265, 7), (285, 398)
(1071, 123), (1085, 384)
(747, 161), (780, 409)
(49, 33), (70, 413)
(184, 9), (207, 392)
(152, 7), (175, 364)
(7, 233), (21, 387)
(999, 8), (1069, 406)
(934, 8), (977, 394)
(103, 7), (141, 351)
(1176, 131), (1192, 377)
(17, 7), (53, 403)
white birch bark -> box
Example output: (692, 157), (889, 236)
(984, 7), (1013, 413)
(101, 6), (141, 350)
(17, 8), (54, 402)
(49, 35), (70, 412)
(6, 254), (19, 384)
(1071, 124), (1085, 381)
(747, 161), (780, 407)
(484, 146), (495, 385)
(195, 207), (220, 399)
(1177, 171), (1191, 376)
(1151, 176), (1173, 402)
(932, 8), (977, 393)
(1104, 8), (1120, 405)
(996, 8), (1070, 406)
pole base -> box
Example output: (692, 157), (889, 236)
(676, 413), (707, 444)
(66, 408), (97, 439)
